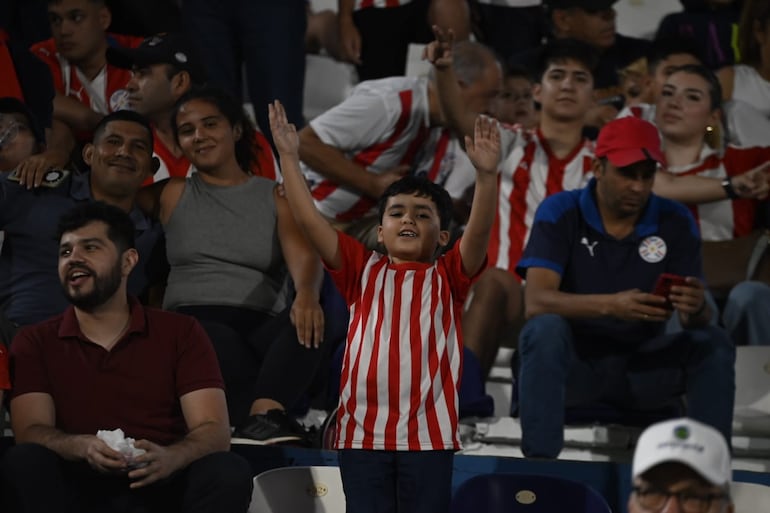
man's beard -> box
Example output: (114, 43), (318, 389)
(61, 260), (123, 312)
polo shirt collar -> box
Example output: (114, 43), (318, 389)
(579, 178), (661, 240)
(72, 172), (150, 232)
(58, 296), (147, 341)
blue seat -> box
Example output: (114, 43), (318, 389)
(450, 473), (612, 513)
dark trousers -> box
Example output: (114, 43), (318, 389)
(182, 0), (307, 145)
(337, 449), (454, 513)
(1, 443), (253, 513)
(352, 0), (433, 81)
(177, 277), (348, 426)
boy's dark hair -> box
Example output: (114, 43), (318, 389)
(57, 201), (136, 255)
(533, 38), (599, 83)
(669, 64), (723, 111)
(171, 86), (261, 174)
(93, 110), (154, 149)
(647, 36), (704, 73)
(377, 175), (453, 231)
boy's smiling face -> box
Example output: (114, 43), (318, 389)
(377, 192), (450, 264)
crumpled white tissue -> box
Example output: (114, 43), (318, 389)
(96, 428), (146, 461)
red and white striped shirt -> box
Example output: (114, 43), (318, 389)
(31, 34), (141, 114)
(489, 126), (594, 274)
(303, 76), (454, 221)
(666, 145), (768, 241)
(146, 129), (281, 184)
(329, 232), (475, 451)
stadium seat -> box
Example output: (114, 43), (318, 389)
(450, 473), (612, 513)
(249, 465), (346, 513)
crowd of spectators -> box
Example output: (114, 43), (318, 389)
(0, 0), (769, 510)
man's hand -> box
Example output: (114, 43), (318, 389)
(83, 435), (129, 474)
(268, 100), (299, 157)
(15, 150), (69, 189)
(338, 13), (362, 65)
(127, 440), (185, 489)
(731, 161), (770, 200)
(367, 164), (410, 198)
(423, 25), (454, 69)
(610, 289), (671, 322)
(465, 115), (501, 176)
(669, 276), (707, 316)
(290, 290), (325, 349)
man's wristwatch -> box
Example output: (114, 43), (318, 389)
(721, 177), (739, 200)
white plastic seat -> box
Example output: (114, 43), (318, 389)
(732, 346), (770, 437)
(248, 465), (346, 513)
(730, 481), (770, 512)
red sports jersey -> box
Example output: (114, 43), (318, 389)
(329, 232), (476, 451)
(666, 145), (768, 241)
(31, 34), (142, 114)
(489, 126), (594, 275)
(146, 129), (281, 184)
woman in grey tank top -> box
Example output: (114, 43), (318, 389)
(144, 88), (346, 444)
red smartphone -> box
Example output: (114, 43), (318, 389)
(652, 273), (688, 309)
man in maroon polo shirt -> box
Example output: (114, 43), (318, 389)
(1, 202), (253, 513)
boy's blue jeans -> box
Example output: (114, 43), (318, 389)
(516, 314), (735, 458)
(337, 449), (454, 513)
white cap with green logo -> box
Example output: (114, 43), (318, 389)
(632, 418), (731, 486)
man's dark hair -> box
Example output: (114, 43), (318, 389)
(647, 36), (704, 74)
(377, 175), (453, 231)
(171, 86), (261, 174)
(57, 201), (136, 254)
(668, 64), (723, 111)
(92, 110), (154, 150)
(533, 38), (599, 82)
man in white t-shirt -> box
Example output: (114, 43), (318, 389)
(298, 39), (501, 247)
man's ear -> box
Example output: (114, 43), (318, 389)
(532, 82), (543, 105)
(98, 5), (112, 32)
(121, 248), (139, 277)
(550, 9), (572, 36)
(82, 144), (94, 166)
(171, 71), (192, 98)
(591, 158), (604, 177)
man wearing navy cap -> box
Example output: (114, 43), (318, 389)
(515, 116), (735, 458)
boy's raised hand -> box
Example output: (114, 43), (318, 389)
(423, 25), (454, 69)
(268, 100), (299, 157)
(465, 115), (501, 177)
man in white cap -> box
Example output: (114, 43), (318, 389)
(630, 417), (734, 513)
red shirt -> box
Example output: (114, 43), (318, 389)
(30, 34), (142, 114)
(0, 344), (9, 390)
(10, 297), (223, 445)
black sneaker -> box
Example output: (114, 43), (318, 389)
(231, 409), (309, 446)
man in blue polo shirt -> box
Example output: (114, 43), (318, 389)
(0, 110), (165, 340)
(515, 116), (735, 458)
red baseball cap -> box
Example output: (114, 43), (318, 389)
(595, 116), (666, 168)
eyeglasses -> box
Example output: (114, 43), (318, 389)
(0, 121), (28, 150)
(633, 486), (728, 513)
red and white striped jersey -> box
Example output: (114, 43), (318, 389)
(145, 129), (281, 184)
(329, 232), (476, 451)
(353, 0), (413, 9)
(31, 35), (141, 114)
(489, 126), (594, 274)
(666, 145), (768, 241)
(303, 76), (452, 222)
